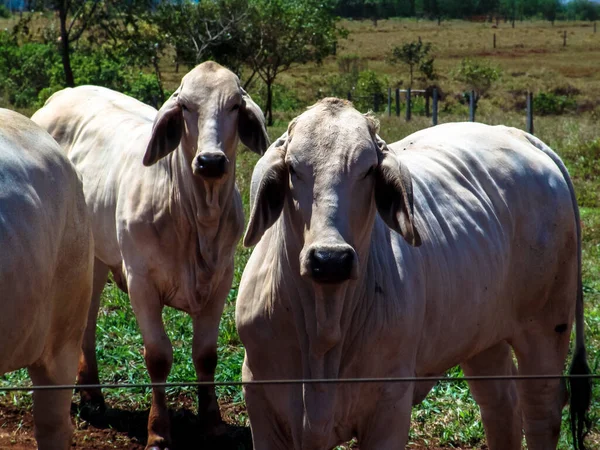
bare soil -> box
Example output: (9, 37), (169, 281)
(0, 397), (472, 449)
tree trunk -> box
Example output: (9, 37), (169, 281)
(59, 4), (75, 87)
(265, 80), (273, 126)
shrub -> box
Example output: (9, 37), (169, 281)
(0, 32), (59, 108)
(0, 5), (10, 18)
(533, 91), (577, 115)
(452, 58), (501, 100)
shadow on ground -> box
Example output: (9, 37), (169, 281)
(74, 403), (253, 450)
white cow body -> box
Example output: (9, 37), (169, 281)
(32, 62), (268, 449)
(0, 109), (93, 450)
(237, 102), (589, 450)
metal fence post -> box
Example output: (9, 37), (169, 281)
(469, 90), (475, 122)
(406, 88), (411, 122)
(432, 88), (439, 126)
(526, 92), (534, 135)
(374, 93), (380, 113)
(347, 91), (352, 102)
(395, 88), (400, 117)
(387, 88), (392, 117)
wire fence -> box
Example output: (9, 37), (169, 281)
(1, 373), (598, 392)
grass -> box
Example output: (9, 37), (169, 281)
(0, 15), (599, 449)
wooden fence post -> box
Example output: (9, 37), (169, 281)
(469, 90), (475, 122)
(406, 88), (412, 122)
(374, 93), (380, 113)
(526, 92), (534, 135)
(387, 88), (392, 117)
(594, 22), (597, 33)
(432, 88), (439, 126)
(563, 30), (567, 47)
(395, 88), (400, 117)
(493, 33), (496, 49)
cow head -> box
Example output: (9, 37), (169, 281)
(143, 61), (269, 180)
(244, 98), (421, 285)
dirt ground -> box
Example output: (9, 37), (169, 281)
(0, 398), (471, 450)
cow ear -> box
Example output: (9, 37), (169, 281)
(143, 93), (184, 167)
(238, 88), (269, 155)
(243, 132), (289, 247)
(374, 136), (421, 247)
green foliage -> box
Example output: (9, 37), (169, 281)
(388, 38), (435, 87)
(452, 58), (501, 99)
(0, 32), (60, 108)
(327, 69), (388, 112)
(0, 4), (11, 18)
(566, 0), (600, 21)
(533, 91), (577, 116)
(0, 32), (164, 109)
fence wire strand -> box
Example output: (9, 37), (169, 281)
(0, 373), (598, 392)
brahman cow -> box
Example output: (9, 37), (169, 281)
(0, 109), (94, 450)
(32, 61), (269, 449)
(236, 98), (590, 450)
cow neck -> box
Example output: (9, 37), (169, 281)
(275, 216), (375, 447)
(166, 146), (237, 236)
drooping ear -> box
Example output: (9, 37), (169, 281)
(143, 92), (184, 167)
(238, 88), (269, 155)
(243, 132), (289, 247)
(374, 135), (421, 247)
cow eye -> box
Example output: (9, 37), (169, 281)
(363, 166), (375, 179)
(231, 104), (240, 111)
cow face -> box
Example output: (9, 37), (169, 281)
(143, 61), (268, 180)
(244, 98), (420, 285)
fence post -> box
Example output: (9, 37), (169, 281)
(374, 93), (380, 113)
(387, 88), (392, 117)
(432, 88), (439, 126)
(347, 91), (352, 102)
(493, 33), (496, 49)
(395, 88), (400, 117)
(563, 30), (567, 47)
(406, 88), (412, 122)
(594, 22), (597, 33)
(469, 90), (475, 122)
(526, 92), (534, 135)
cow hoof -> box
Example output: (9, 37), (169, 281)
(146, 447), (170, 450)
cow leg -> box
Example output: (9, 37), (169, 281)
(358, 382), (414, 450)
(129, 278), (173, 450)
(512, 324), (571, 450)
(77, 258), (109, 412)
(461, 341), (522, 450)
(191, 281), (229, 434)
(28, 344), (80, 450)
(243, 361), (292, 450)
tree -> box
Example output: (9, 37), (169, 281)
(388, 38), (436, 87)
(452, 58), (501, 109)
(540, 0), (561, 24)
(243, 0), (343, 125)
(153, 0), (248, 75)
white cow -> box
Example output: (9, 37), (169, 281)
(236, 98), (591, 450)
(32, 61), (269, 449)
(0, 109), (94, 450)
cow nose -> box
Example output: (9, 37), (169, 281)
(193, 153), (228, 178)
(309, 247), (356, 283)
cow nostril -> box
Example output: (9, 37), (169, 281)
(309, 248), (355, 283)
(193, 154), (227, 178)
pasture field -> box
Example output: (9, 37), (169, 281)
(1, 17), (599, 449)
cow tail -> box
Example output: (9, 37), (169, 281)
(524, 132), (591, 450)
